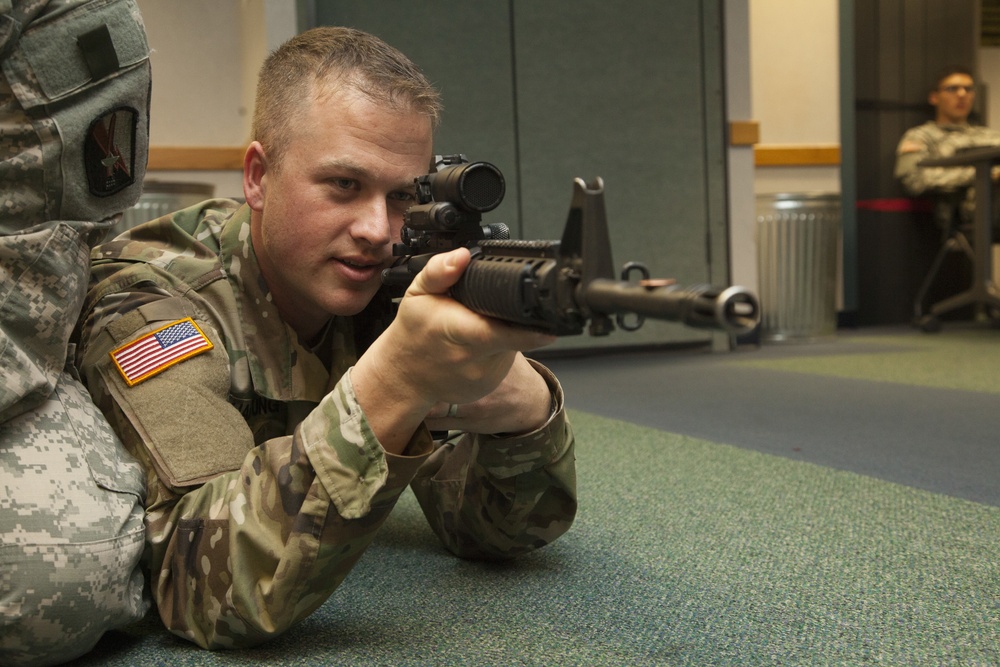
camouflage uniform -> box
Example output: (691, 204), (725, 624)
(73, 200), (577, 650)
(0, 1), (151, 665)
(895, 121), (1000, 223)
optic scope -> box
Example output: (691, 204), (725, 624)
(415, 158), (505, 211)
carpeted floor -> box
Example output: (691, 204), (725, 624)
(67, 325), (1000, 666)
(733, 328), (1000, 394)
(542, 325), (1000, 507)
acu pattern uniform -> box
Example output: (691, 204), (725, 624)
(0, 1), (151, 665)
(74, 199), (578, 649)
(895, 120), (1000, 226)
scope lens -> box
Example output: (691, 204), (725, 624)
(458, 163), (505, 212)
(432, 161), (505, 212)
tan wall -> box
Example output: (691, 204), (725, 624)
(750, 0), (842, 196)
(135, 0), (294, 198)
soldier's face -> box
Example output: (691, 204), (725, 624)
(246, 86), (433, 339)
(930, 73), (976, 125)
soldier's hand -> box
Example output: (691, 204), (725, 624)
(351, 248), (555, 452)
(423, 352), (554, 436)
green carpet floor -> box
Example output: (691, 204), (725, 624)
(77, 409), (1000, 666)
(734, 329), (1000, 394)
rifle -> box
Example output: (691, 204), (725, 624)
(382, 155), (760, 337)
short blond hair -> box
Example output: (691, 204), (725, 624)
(252, 26), (442, 168)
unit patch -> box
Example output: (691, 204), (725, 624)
(85, 106), (138, 197)
(111, 318), (214, 386)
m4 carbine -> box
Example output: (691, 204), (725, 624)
(382, 155), (760, 337)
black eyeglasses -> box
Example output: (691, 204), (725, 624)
(940, 84), (975, 94)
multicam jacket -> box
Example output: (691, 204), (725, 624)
(74, 200), (577, 650)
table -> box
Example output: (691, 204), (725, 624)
(917, 146), (1000, 327)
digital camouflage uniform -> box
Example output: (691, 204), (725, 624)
(73, 199), (577, 650)
(895, 120), (1000, 223)
(0, 1), (151, 665)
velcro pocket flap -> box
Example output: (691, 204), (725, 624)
(12, 0), (149, 108)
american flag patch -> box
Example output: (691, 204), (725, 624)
(110, 317), (214, 387)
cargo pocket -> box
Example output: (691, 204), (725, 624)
(57, 368), (147, 501)
(0, 222), (89, 419)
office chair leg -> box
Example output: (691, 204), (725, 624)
(912, 233), (976, 330)
(915, 313), (942, 332)
(913, 239), (958, 321)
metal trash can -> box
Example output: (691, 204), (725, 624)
(113, 180), (216, 236)
(755, 192), (840, 342)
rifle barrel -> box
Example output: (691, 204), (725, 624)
(582, 279), (759, 334)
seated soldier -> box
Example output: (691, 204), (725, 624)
(895, 64), (1000, 230)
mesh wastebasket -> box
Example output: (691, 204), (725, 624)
(755, 192), (841, 342)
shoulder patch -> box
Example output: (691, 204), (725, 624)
(110, 317), (214, 387)
(85, 106), (138, 197)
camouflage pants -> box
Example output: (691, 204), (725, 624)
(0, 224), (151, 665)
(0, 219), (96, 424)
(0, 365), (149, 667)
(0, 215), (149, 667)
(0, 0), (152, 663)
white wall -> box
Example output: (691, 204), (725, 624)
(139, 0), (246, 146)
(749, 0), (842, 196)
(136, 0), (295, 198)
(981, 48), (1000, 128)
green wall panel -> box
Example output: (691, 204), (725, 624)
(313, 1), (522, 227)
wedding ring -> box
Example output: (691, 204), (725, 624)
(446, 403), (459, 418)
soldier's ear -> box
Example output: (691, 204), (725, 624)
(243, 142), (267, 211)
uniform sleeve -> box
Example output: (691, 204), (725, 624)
(409, 360), (577, 560)
(895, 128), (975, 195)
(75, 297), (433, 650)
(0, 0), (150, 420)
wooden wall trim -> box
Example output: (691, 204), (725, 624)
(149, 143), (843, 171)
(753, 143), (841, 167)
(148, 146), (246, 171)
(729, 120), (760, 146)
